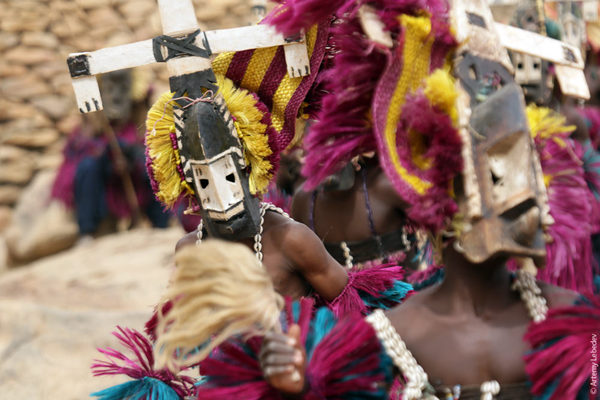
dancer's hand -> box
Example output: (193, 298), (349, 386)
(259, 324), (306, 395)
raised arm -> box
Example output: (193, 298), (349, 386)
(280, 221), (348, 302)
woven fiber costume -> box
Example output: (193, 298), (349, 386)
(84, 1), (416, 398)
(499, 1), (599, 293)
(525, 106), (598, 293)
(157, 1), (597, 399)
(84, 0), (597, 399)
(142, 17), (411, 318)
(292, 155), (430, 272)
(577, 18), (600, 277)
(64, 0), (409, 307)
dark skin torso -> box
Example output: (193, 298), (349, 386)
(292, 159), (408, 243)
(176, 210), (349, 302)
(386, 248), (579, 389)
(387, 284), (531, 386)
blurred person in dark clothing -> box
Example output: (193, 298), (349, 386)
(51, 70), (170, 240)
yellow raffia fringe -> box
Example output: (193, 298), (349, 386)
(146, 92), (195, 209)
(526, 104), (575, 147)
(526, 105), (576, 188)
(215, 75), (273, 194)
(384, 14), (435, 195)
(145, 77), (274, 208)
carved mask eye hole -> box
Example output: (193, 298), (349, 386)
(469, 65), (477, 81)
(226, 173), (236, 183)
(200, 178), (209, 189)
(490, 168), (503, 186)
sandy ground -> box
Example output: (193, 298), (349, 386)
(0, 226), (183, 399)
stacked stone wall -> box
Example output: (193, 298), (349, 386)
(0, 0), (251, 231)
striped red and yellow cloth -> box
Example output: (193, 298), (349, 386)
(212, 22), (329, 152)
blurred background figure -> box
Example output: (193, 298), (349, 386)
(289, 119), (429, 275)
(292, 155), (426, 272)
(579, 24), (600, 278)
(260, 147), (304, 214)
(500, 0), (600, 292)
(51, 70), (170, 242)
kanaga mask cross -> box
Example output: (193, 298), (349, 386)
(66, 0), (312, 240)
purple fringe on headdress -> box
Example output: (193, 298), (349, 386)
(299, 0), (436, 190)
(265, 0), (357, 36)
(301, 17), (386, 190)
(524, 293), (600, 400)
(372, 84), (462, 232)
(265, 0), (439, 36)
(298, 0), (461, 235)
(392, 93), (462, 232)
(301, 31), (337, 120)
(537, 139), (596, 293)
(369, 3), (459, 233)
(91, 326), (194, 398)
